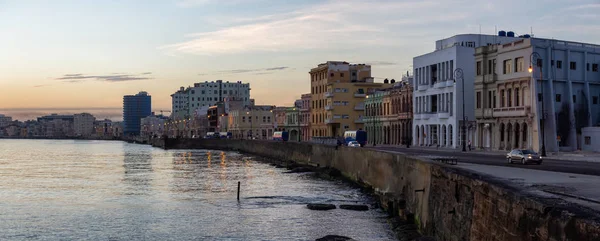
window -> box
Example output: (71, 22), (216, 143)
(500, 90), (505, 107)
(516, 57), (524, 72)
(492, 59), (497, 74)
(192, 97), (195, 101)
(242, 117), (246, 122)
(488, 60), (492, 74)
(507, 89), (512, 107)
(557, 60), (562, 69)
(587, 63), (590, 71)
(556, 94), (562, 102)
(352, 72), (356, 76)
(515, 88), (520, 106)
(488, 91), (492, 108)
(584, 136), (592, 145)
(330, 73), (334, 77)
(214, 90), (218, 94)
(570, 61), (577, 70)
(476, 92), (481, 108)
(573, 95), (577, 103)
(593, 64), (599, 72)
(202, 90), (205, 94)
(191, 90), (195, 94)
(340, 73), (344, 77)
(503, 60), (512, 74)
(551, 60), (554, 66)
(476, 61), (482, 75)
(493, 91), (497, 108)
(594, 96), (599, 105)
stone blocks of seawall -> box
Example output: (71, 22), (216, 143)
(162, 139), (600, 241)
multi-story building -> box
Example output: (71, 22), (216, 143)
(228, 105), (274, 139)
(207, 102), (226, 132)
(310, 61), (391, 138)
(413, 34), (520, 148)
(299, 93), (311, 141)
(171, 80), (251, 119)
(112, 122), (123, 138)
(273, 106), (287, 132)
(0, 114), (12, 128)
(123, 91), (152, 136)
(74, 113), (95, 137)
(365, 78), (414, 146)
(94, 119), (113, 138)
(283, 107), (301, 141)
(37, 114), (75, 138)
(474, 36), (600, 153)
(140, 114), (168, 139)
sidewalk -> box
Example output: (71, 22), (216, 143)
(373, 144), (600, 163)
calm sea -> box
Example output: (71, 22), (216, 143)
(0, 139), (395, 240)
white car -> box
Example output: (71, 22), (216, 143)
(347, 141), (361, 147)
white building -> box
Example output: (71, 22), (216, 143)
(74, 113), (95, 137)
(0, 114), (12, 128)
(474, 37), (600, 153)
(171, 80), (251, 119)
(413, 33), (520, 148)
(140, 115), (168, 139)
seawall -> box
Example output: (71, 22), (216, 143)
(154, 138), (600, 241)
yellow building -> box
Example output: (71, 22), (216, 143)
(228, 105), (275, 139)
(309, 61), (391, 137)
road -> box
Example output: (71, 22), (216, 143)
(369, 146), (600, 176)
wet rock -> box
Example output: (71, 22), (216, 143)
(315, 235), (355, 241)
(284, 167), (314, 173)
(307, 203), (336, 211)
(339, 204), (369, 211)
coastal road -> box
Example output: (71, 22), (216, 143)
(369, 146), (600, 176)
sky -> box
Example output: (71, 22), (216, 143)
(1, 0), (599, 120)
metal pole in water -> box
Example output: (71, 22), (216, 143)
(237, 181), (241, 201)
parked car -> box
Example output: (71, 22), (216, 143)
(506, 149), (542, 165)
(347, 141), (361, 147)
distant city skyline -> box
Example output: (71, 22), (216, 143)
(1, 0), (599, 120)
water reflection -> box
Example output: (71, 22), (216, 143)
(122, 146), (153, 195)
(0, 140), (396, 240)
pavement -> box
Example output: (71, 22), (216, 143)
(369, 145), (600, 176)
(457, 163), (600, 211)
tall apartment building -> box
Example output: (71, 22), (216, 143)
(413, 34), (520, 148)
(310, 61), (391, 138)
(123, 91), (152, 136)
(474, 37), (600, 153)
(171, 80), (251, 119)
(74, 113), (95, 137)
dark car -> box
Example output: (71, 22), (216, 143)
(506, 149), (542, 165)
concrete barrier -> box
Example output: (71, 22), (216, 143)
(162, 139), (600, 241)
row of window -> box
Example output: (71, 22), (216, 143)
(477, 58), (600, 76)
(311, 71), (358, 82)
(241, 116), (272, 123)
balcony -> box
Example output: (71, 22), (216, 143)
(398, 112), (412, 119)
(325, 105), (334, 111)
(475, 108), (494, 118)
(437, 112), (450, 119)
(433, 81), (446, 89)
(324, 92), (334, 98)
(354, 92), (366, 98)
(354, 118), (364, 124)
(418, 84), (429, 91)
(446, 80), (455, 87)
(483, 74), (498, 84)
(354, 105), (365, 111)
(492, 106), (531, 118)
(414, 113), (433, 120)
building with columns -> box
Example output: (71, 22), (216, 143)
(413, 34), (520, 148)
(299, 93), (311, 141)
(474, 37), (600, 153)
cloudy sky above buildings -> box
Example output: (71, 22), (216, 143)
(1, 0), (599, 120)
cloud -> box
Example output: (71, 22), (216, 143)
(56, 73), (153, 82)
(200, 66), (290, 75)
(366, 61), (398, 66)
(161, 0), (468, 55)
(33, 84), (52, 88)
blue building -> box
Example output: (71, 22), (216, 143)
(123, 91), (152, 136)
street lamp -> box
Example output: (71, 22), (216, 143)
(530, 52), (546, 157)
(454, 68), (467, 152)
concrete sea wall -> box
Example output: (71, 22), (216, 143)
(154, 138), (600, 241)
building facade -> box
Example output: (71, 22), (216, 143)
(94, 119), (113, 138)
(310, 61), (390, 138)
(140, 115), (168, 140)
(207, 103), (227, 132)
(74, 113), (95, 137)
(475, 37), (600, 153)
(0, 114), (12, 128)
(123, 91), (152, 136)
(283, 107), (301, 141)
(413, 34), (520, 148)
(299, 93), (311, 141)
(365, 79), (414, 146)
(228, 105), (274, 140)
(171, 80), (251, 119)
(273, 106), (287, 132)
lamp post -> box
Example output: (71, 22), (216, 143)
(529, 52), (546, 157)
(454, 68), (467, 152)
